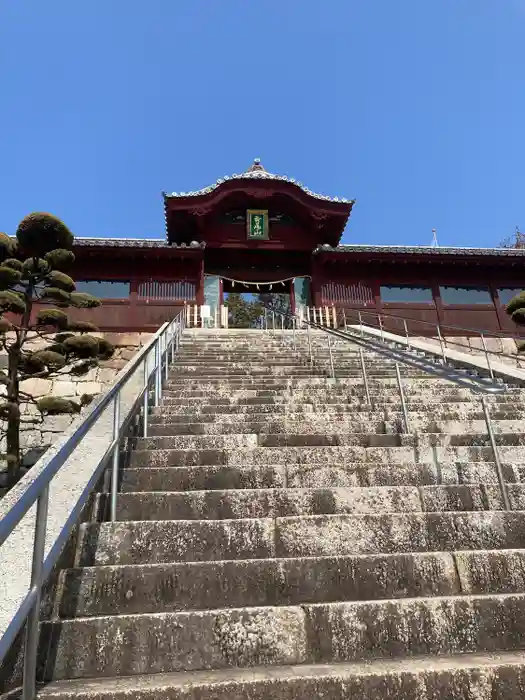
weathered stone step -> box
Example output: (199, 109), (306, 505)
(146, 418), (525, 437)
(32, 651), (525, 700)
(129, 443), (523, 469)
(99, 484), (512, 521)
(172, 359), (306, 367)
(152, 401), (525, 419)
(120, 461), (517, 492)
(148, 405), (525, 423)
(170, 368), (318, 377)
(57, 549), (525, 619)
(121, 465), (287, 492)
(58, 551), (461, 618)
(147, 419), (394, 436)
(38, 594), (525, 680)
(77, 511), (525, 566)
(139, 431), (525, 453)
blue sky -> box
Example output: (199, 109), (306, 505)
(1, 1), (524, 247)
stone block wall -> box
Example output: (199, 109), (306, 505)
(0, 333), (152, 488)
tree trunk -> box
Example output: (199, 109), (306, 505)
(5, 282), (32, 489)
(5, 350), (20, 489)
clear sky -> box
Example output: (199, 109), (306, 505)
(1, 1), (524, 248)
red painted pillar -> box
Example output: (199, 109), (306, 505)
(196, 257), (205, 305)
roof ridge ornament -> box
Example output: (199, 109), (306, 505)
(246, 158), (266, 173)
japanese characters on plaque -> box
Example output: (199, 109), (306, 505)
(246, 210), (269, 241)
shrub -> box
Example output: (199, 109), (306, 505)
(67, 320), (99, 332)
(70, 292), (101, 309)
(32, 350), (66, 369)
(45, 249), (75, 270)
(37, 397), (81, 415)
(36, 308), (69, 329)
(63, 334), (100, 357)
(0, 290), (26, 314)
(0, 266), (22, 289)
(506, 291), (525, 316)
(16, 213), (73, 256)
(48, 270), (75, 292)
(41, 287), (71, 303)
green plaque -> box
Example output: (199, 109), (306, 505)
(247, 209), (269, 240)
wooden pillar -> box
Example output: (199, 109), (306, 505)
(196, 257), (205, 305)
(290, 279), (296, 313)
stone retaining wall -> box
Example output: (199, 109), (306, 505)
(0, 333), (151, 487)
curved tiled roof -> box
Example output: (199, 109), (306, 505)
(74, 237), (205, 250)
(315, 244), (525, 257)
(164, 159), (354, 205)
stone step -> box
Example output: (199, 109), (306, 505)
(58, 549), (525, 620)
(152, 401), (525, 418)
(56, 550), (463, 618)
(129, 443), (524, 469)
(99, 484), (517, 521)
(76, 511), (525, 566)
(38, 593), (525, 680)
(32, 651), (525, 700)
(160, 389), (522, 407)
(146, 419), (525, 437)
(120, 461), (517, 492)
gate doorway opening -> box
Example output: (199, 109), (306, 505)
(199, 275), (311, 329)
(222, 279), (292, 329)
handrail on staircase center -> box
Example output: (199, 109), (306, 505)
(262, 304), (512, 514)
(0, 310), (187, 700)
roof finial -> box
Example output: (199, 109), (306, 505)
(246, 158), (266, 173)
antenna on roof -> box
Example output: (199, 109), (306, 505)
(430, 228), (439, 247)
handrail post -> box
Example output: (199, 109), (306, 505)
(436, 324), (446, 365)
(395, 363), (409, 433)
(328, 334), (335, 379)
(292, 316), (296, 351)
(358, 311), (364, 338)
(164, 327), (170, 383)
(359, 348), (372, 406)
(306, 322), (313, 363)
(342, 308), (347, 329)
(154, 339), (161, 406)
(480, 333), (495, 380)
(110, 391), (121, 522)
(142, 354), (149, 439)
(171, 322), (176, 364)
(403, 319), (410, 349)
(481, 395), (511, 510)
(378, 314), (384, 342)
(22, 485), (49, 700)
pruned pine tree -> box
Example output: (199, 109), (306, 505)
(505, 290), (525, 352)
(0, 213), (114, 489)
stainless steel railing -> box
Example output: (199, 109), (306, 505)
(0, 310), (186, 699)
(263, 306), (512, 511)
(334, 307), (525, 374)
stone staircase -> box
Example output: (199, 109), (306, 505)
(32, 330), (525, 698)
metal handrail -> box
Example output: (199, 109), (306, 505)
(264, 305), (512, 512)
(0, 310), (186, 699)
(336, 307), (525, 342)
(339, 308), (523, 373)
